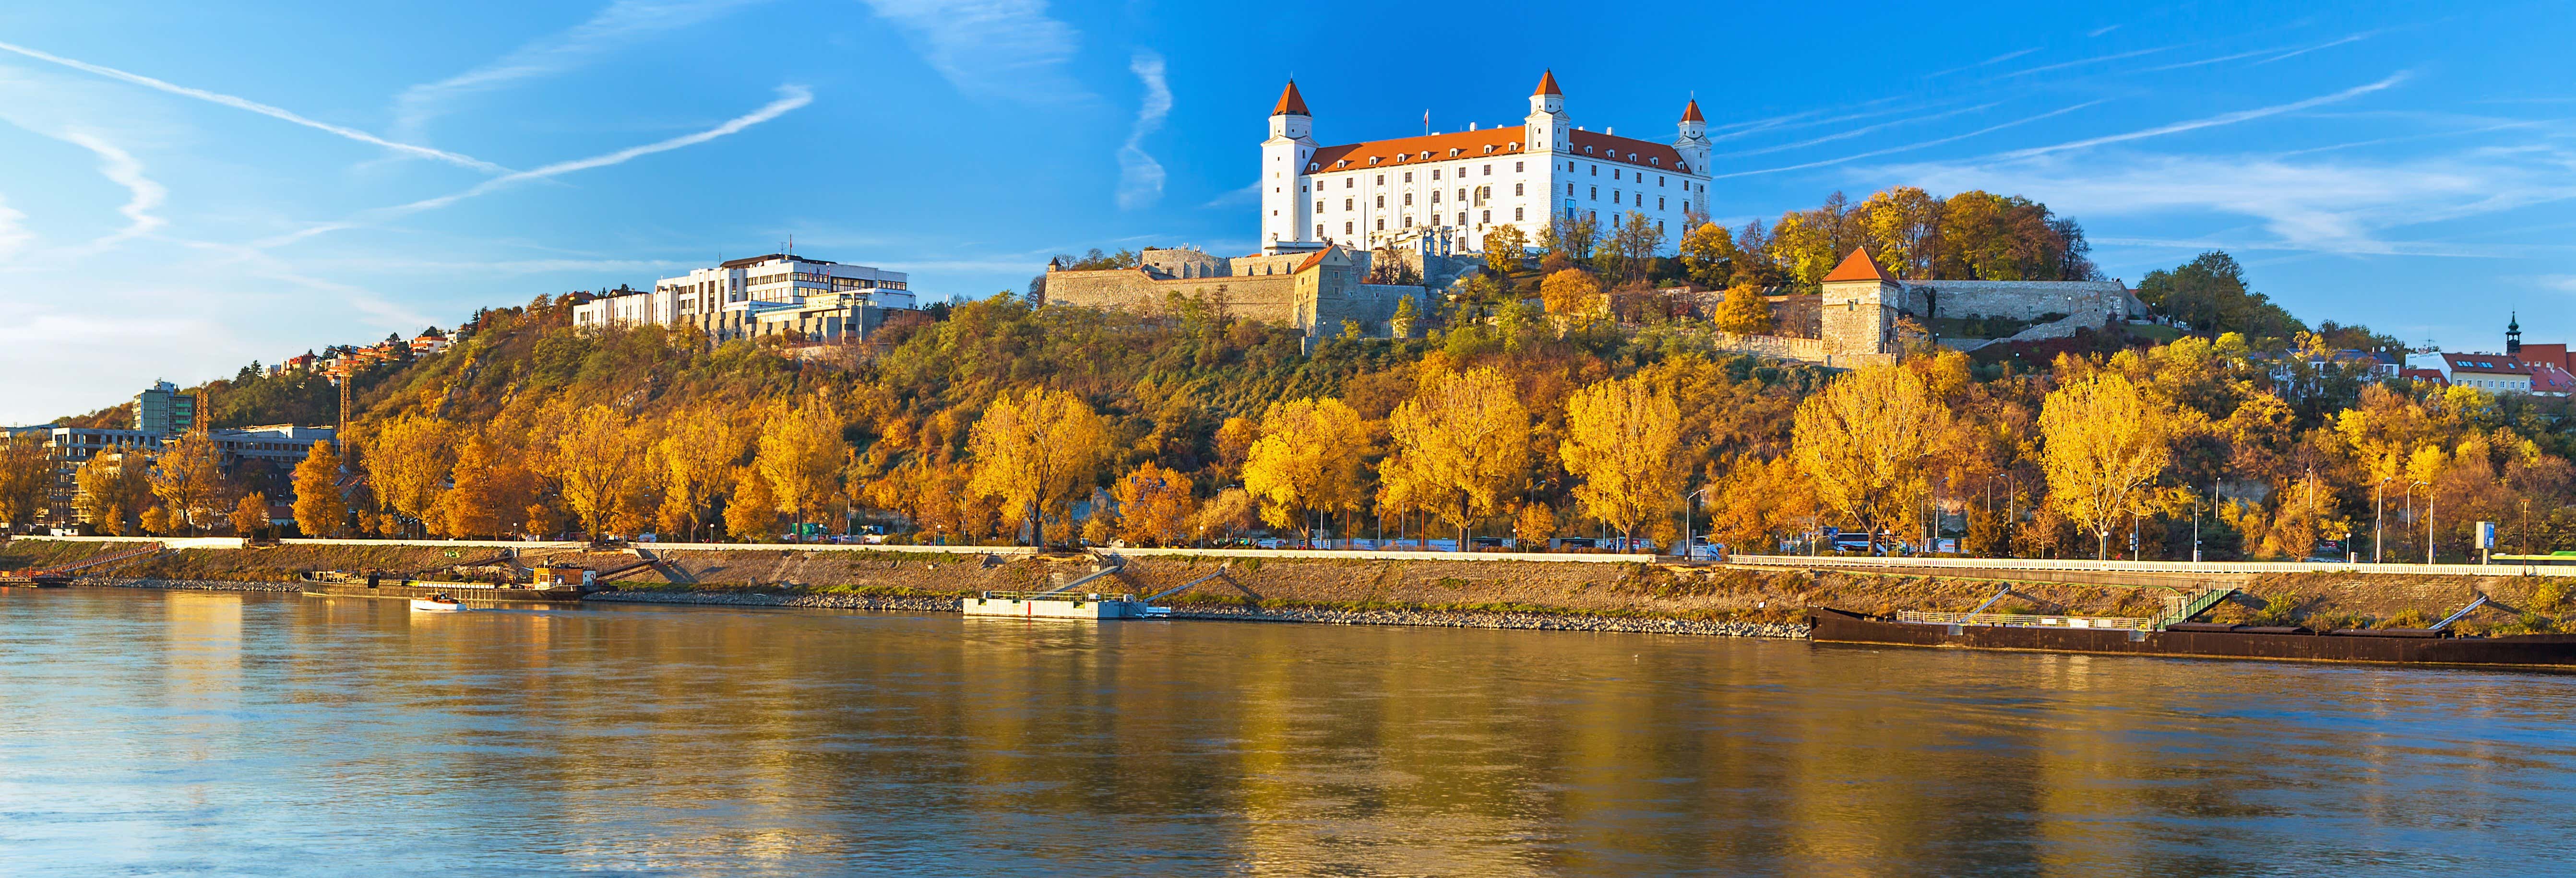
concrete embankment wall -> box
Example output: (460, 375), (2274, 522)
(7, 538), (2569, 634)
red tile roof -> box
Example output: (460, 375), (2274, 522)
(1821, 247), (1891, 284)
(2444, 353), (2532, 375)
(2517, 343), (2572, 372)
(1681, 98), (1705, 123)
(1534, 70), (1562, 96)
(1272, 80), (1309, 117)
(1309, 129), (1527, 171)
(2400, 368), (2448, 386)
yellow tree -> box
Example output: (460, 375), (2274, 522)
(1561, 376), (1684, 546)
(229, 492), (269, 536)
(1539, 268), (1604, 316)
(1859, 186), (1943, 278)
(148, 430), (226, 534)
(1677, 221), (1736, 288)
(1483, 224), (1527, 275)
(2039, 370), (2174, 559)
(74, 449), (153, 536)
(291, 441), (346, 538)
(1791, 360), (1949, 552)
(1382, 366), (1530, 548)
(967, 388), (1109, 546)
(365, 415), (453, 538)
(0, 432), (51, 529)
(1112, 463), (1196, 546)
(758, 395), (849, 533)
(651, 406), (752, 542)
(547, 404), (646, 539)
(1242, 397), (1371, 545)
(1710, 284), (1773, 334)
(438, 434), (537, 538)
(723, 466), (777, 542)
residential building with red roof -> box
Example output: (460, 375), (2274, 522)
(1262, 72), (1712, 257)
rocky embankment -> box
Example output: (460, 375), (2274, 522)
(585, 587), (1810, 637)
(77, 577), (300, 593)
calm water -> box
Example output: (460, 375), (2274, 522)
(2, 589), (2573, 876)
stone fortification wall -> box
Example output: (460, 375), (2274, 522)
(1909, 280), (2133, 324)
(1042, 269), (1305, 325)
(1710, 332), (1827, 362)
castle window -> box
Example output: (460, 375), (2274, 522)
(1369, 157), (1379, 164)
(1590, 164), (1598, 176)
(1481, 209), (1491, 224)
(1457, 188), (1467, 202)
(1404, 193), (1413, 205)
(1344, 198), (1353, 210)
(1658, 197), (1666, 210)
(1346, 178), (1354, 188)
(1658, 176), (1666, 186)
(1585, 145), (1594, 154)
(1613, 189), (1620, 202)
(1403, 215), (1413, 227)
(1565, 183), (1574, 196)
(1315, 200), (1324, 213)
(1308, 163), (1319, 172)
(1346, 222), (1354, 235)
(1515, 183), (1524, 196)
(1376, 195), (1383, 207)
(1482, 145), (1493, 154)
(1650, 158), (1659, 166)
(1482, 164), (1491, 175)
(1316, 224), (1325, 238)
(1509, 142), (1520, 150)
(1431, 169), (1440, 180)
(1515, 161), (1524, 172)
(1591, 187), (1598, 200)
(1429, 191), (1439, 204)
(1449, 148), (1461, 156)
(1404, 172), (1413, 183)
(1376, 175), (1384, 185)
(1376, 219), (1384, 230)
(1457, 212), (1466, 225)
(1614, 169), (1622, 180)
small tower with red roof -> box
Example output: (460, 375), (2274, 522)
(1820, 247), (1904, 358)
(1262, 79), (1320, 249)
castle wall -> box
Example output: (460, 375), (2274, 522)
(1042, 269), (1306, 326)
(1909, 280), (2133, 324)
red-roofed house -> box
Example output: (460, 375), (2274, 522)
(1262, 71), (1712, 257)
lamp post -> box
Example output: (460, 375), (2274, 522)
(2406, 480), (2428, 565)
(2422, 481), (2435, 565)
(2192, 484), (2205, 563)
(1682, 486), (1709, 561)
(2373, 477), (2391, 563)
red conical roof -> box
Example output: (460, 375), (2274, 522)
(1271, 79), (1310, 116)
(1821, 247), (1892, 283)
(1534, 70), (1562, 97)
(1681, 98), (1705, 123)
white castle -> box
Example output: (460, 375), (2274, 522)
(1261, 71), (1712, 256)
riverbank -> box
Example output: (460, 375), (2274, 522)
(9, 539), (2569, 637)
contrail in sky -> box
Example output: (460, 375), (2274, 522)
(0, 39), (505, 173)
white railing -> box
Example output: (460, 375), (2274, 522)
(1893, 610), (2149, 629)
(1731, 554), (2567, 578)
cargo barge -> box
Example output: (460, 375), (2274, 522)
(1809, 604), (2576, 669)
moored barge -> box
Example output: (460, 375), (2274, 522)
(299, 564), (605, 605)
(1809, 605), (2576, 669)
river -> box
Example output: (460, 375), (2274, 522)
(2, 587), (2571, 875)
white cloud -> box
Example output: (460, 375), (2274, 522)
(0, 194), (28, 262)
(1116, 50), (1170, 210)
(0, 39), (502, 172)
(2537, 275), (2576, 295)
(59, 131), (167, 249)
(1202, 181), (1259, 208)
(857, 0), (1086, 103)
(1992, 73), (2408, 160)
(262, 85), (814, 247)
(393, 0), (764, 139)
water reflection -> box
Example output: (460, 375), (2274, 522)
(0, 589), (2572, 875)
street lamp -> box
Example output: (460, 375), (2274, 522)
(1682, 487), (1710, 561)
(2373, 477), (2392, 563)
(2419, 480), (2435, 565)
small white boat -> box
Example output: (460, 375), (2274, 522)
(410, 594), (468, 612)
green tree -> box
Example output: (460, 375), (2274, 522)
(2135, 251), (2304, 340)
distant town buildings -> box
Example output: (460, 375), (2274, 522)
(133, 380), (196, 437)
(5, 411), (336, 529)
(2403, 315), (2574, 396)
(570, 253), (917, 344)
(1262, 71), (1712, 256)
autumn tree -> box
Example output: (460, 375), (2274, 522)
(650, 408), (751, 542)
(148, 430), (226, 534)
(0, 432), (51, 529)
(291, 441), (346, 538)
(1112, 463), (1196, 546)
(1242, 397), (1372, 545)
(1382, 366), (1530, 547)
(229, 492), (269, 536)
(74, 450), (153, 536)
(1561, 376), (1684, 546)
(1539, 269), (1604, 317)
(438, 435), (537, 538)
(546, 404), (647, 539)
(1791, 360), (1950, 552)
(967, 388), (1110, 546)
(365, 415), (453, 538)
(1596, 211), (1665, 284)
(2040, 369), (2174, 559)
(1515, 501), (1557, 548)
(1191, 487), (1260, 544)
(1711, 284), (1773, 334)
(724, 466), (776, 541)
(1857, 186), (1942, 279)
(1482, 224), (1527, 275)
(1678, 222), (1737, 288)
(758, 396), (849, 533)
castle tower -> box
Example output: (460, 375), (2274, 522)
(1525, 70), (1568, 154)
(1262, 80), (1317, 248)
(1819, 247), (1902, 358)
(1673, 98), (1711, 222)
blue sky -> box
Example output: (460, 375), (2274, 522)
(1, 0), (2570, 424)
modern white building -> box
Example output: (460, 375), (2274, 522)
(571, 253), (916, 343)
(1261, 71), (1713, 256)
